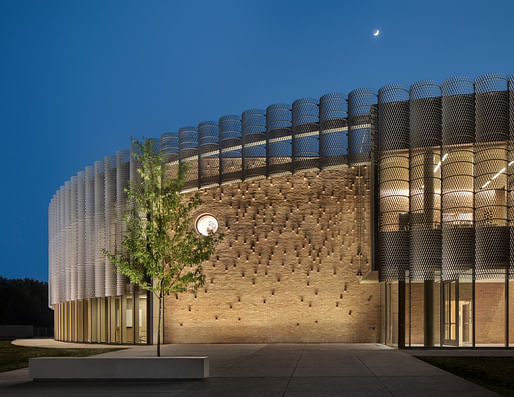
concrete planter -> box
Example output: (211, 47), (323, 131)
(29, 357), (209, 380)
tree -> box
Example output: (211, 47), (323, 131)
(0, 277), (53, 328)
(104, 138), (222, 356)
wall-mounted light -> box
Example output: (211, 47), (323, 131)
(195, 214), (219, 236)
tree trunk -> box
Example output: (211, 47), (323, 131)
(157, 289), (162, 357)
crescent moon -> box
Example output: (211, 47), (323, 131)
(373, 29), (380, 36)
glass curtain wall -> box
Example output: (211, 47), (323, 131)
(53, 293), (149, 344)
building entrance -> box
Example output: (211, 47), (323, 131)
(442, 280), (472, 346)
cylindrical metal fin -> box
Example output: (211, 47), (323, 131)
(292, 98), (319, 172)
(198, 121), (219, 188)
(219, 115), (242, 183)
(104, 156), (117, 296)
(441, 76), (475, 281)
(475, 73), (509, 279)
(409, 80), (442, 281)
(378, 84), (409, 281)
(242, 109), (266, 180)
(319, 93), (347, 169)
(267, 104), (292, 176)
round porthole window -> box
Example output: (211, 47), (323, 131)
(195, 214), (219, 236)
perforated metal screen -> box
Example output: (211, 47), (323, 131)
(115, 150), (130, 295)
(510, 74), (514, 279)
(219, 114), (242, 184)
(378, 84), (410, 281)
(104, 156), (116, 297)
(199, 121), (219, 188)
(409, 81), (442, 281)
(348, 89), (377, 165)
(84, 166), (95, 299)
(179, 126), (199, 191)
(76, 171), (85, 300)
(242, 109), (266, 180)
(292, 98), (319, 172)
(267, 104), (292, 176)
(441, 76), (475, 281)
(48, 72), (514, 305)
(319, 93), (348, 169)
(475, 74), (509, 279)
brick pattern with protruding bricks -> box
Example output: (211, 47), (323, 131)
(164, 165), (381, 343)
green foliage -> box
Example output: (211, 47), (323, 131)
(103, 138), (222, 299)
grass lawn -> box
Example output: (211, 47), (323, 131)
(416, 356), (514, 397)
(0, 340), (124, 372)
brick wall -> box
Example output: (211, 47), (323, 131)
(476, 281), (507, 345)
(163, 165), (382, 343)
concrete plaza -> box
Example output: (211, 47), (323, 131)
(0, 342), (498, 396)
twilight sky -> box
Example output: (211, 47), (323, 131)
(1, 0), (513, 281)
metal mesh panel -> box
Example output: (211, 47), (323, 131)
(130, 144), (142, 194)
(53, 191), (61, 303)
(77, 171), (86, 300)
(53, 191), (60, 304)
(348, 88), (377, 165)
(116, 150), (130, 295)
(70, 176), (78, 301)
(49, 72), (514, 300)
(292, 98), (319, 172)
(54, 193), (59, 304)
(54, 193), (60, 303)
(48, 196), (55, 305)
(219, 114), (242, 184)
(50, 198), (53, 305)
(53, 195), (60, 303)
(266, 104), (292, 176)
(510, 74), (514, 279)
(242, 109), (266, 180)
(377, 84), (410, 281)
(475, 73), (509, 279)
(94, 161), (105, 297)
(441, 76), (475, 280)
(61, 186), (66, 302)
(104, 156), (117, 297)
(319, 93), (348, 169)
(47, 198), (52, 305)
(161, 132), (179, 163)
(129, 144), (143, 295)
(409, 80), (442, 280)
(84, 166), (95, 298)
(54, 195), (58, 304)
(151, 137), (161, 154)
(198, 121), (220, 188)
(64, 181), (71, 301)
(179, 126), (198, 191)
(58, 187), (64, 303)
(161, 132), (179, 180)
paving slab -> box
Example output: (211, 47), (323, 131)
(0, 343), (499, 396)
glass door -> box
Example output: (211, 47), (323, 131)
(443, 280), (459, 346)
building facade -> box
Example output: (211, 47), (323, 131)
(49, 73), (514, 347)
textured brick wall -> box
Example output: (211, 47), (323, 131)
(163, 165), (382, 343)
(476, 282), (507, 345)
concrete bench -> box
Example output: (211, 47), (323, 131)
(29, 357), (209, 380)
